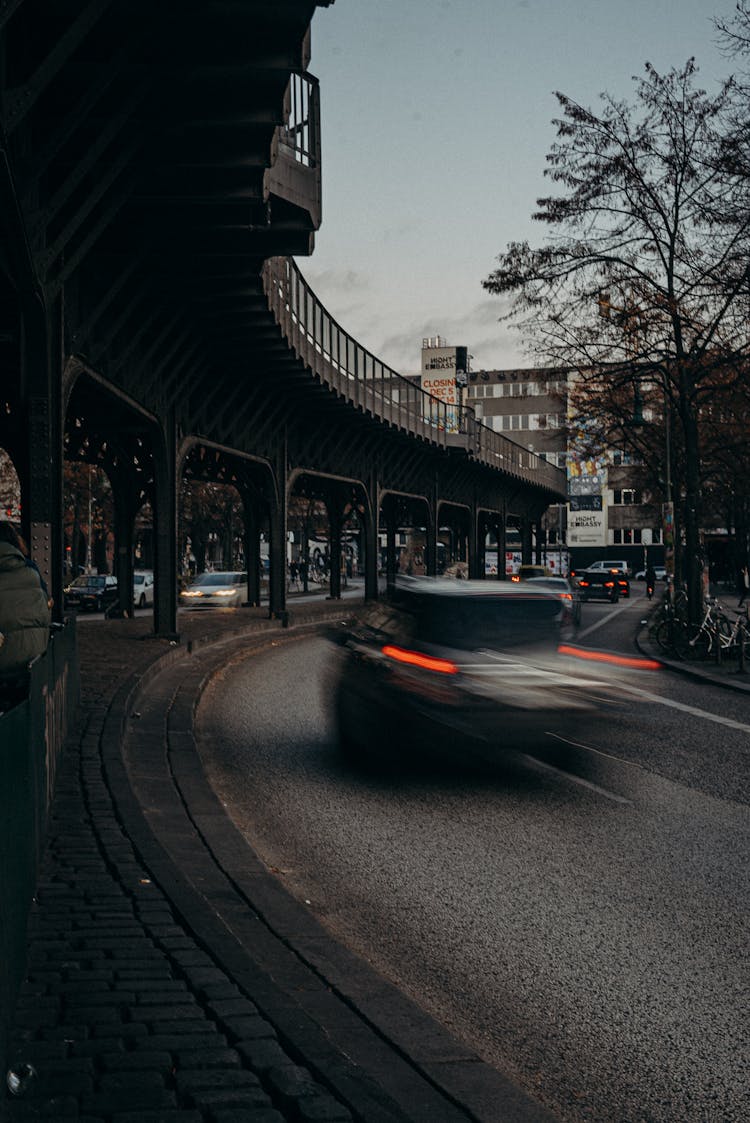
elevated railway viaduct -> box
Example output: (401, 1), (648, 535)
(0, 0), (564, 634)
(0, 0), (565, 1061)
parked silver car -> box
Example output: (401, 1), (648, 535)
(133, 570), (155, 608)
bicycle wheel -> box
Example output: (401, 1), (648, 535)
(714, 614), (735, 663)
(741, 624), (750, 667)
(654, 619), (675, 653)
(672, 625), (710, 661)
(690, 628), (712, 661)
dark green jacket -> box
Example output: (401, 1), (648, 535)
(0, 541), (51, 675)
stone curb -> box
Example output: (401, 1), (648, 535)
(114, 619), (556, 1122)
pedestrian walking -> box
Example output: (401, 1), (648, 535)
(289, 560), (298, 590)
(645, 563), (656, 601)
(738, 565), (749, 607)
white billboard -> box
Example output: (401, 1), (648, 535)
(567, 507), (606, 546)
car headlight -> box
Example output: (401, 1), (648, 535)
(181, 590), (203, 598)
(214, 589), (235, 597)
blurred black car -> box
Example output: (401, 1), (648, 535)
(63, 574), (118, 613)
(330, 577), (612, 766)
(524, 575), (582, 627)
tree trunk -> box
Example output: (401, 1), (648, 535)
(680, 380), (703, 624)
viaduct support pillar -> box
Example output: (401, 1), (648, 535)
(22, 294), (63, 615)
(363, 475), (378, 600)
(242, 498), (262, 607)
(153, 417), (178, 636)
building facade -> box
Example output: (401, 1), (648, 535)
(466, 367), (665, 573)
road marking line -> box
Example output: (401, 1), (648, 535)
(519, 745), (632, 804)
(615, 682), (750, 735)
(577, 597), (636, 638)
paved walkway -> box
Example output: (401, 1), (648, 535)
(4, 600), (555, 1123)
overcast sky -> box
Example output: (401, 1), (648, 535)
(300, 0), (738, 376)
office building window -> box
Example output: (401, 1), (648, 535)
(613, 488), (642, 505)
(613, 528), (643, 544)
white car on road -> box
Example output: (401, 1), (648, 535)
(133, 570), (155, 608)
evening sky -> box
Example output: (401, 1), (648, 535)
(301, 0), (738, 375)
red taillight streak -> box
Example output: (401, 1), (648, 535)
(381, 644), (458, 675)
(558, 644), (661, 670)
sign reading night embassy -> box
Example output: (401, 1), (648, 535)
(567, 508), (606, 546)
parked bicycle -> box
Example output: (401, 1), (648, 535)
(652, 582), (689, 654)
(669, 599), (750, 665)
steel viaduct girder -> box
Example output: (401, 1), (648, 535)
(0, 0), (564, 636)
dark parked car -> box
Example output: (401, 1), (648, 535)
(330, 577), (613, 767)
(63, 574), (118, 613)
(572, 560), (630, 599)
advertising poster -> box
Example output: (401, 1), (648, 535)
(420, 373), (459, 433)
(567, 508), (606, 546)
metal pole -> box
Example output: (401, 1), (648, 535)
(86, 465), (93, 573)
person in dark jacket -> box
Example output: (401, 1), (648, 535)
(0, 521), (51, 680)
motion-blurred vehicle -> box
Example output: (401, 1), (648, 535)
(329, 577), (612, 766)
(63, 574), (118, 613)
(178, 571), (246, 608)
(525, 575), (582, 627)
(133, 570), (154, 608)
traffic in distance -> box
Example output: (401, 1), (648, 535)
(63, 570), (154, 613)
(62, 557), (638, 619)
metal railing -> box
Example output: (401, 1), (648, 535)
(279, 72), (319, 169)
(265, 74), (322, 229)
(262, 256), (566, 495)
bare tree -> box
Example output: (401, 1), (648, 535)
(483, 60), (749, 619)
(716, 2), (750, 61)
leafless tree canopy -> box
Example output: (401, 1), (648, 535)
(483, 57), (750, 612)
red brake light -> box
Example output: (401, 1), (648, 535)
(558, 644), (661, 670)
(382, 645), (458, 675)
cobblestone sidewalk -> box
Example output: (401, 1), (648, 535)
(5, 608), (357, 1123)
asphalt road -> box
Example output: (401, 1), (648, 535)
(195, 590), (749, 1123)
